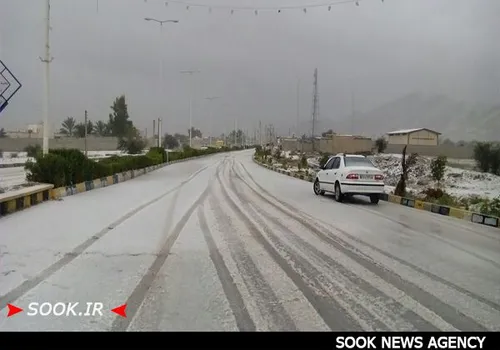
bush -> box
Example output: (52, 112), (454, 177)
(422, 187), (445, 199)
(299, 154), (308, 170)
(479, 198), (500, 217)
(24, 144), (42, 158)
(473, 142), (500, 175)
(147, 147), (167, 164)
(25, 146), (235, 187)
(26, 154), (68, 188)
(430, 155), (447, 187)
(11, 152), (18, 158)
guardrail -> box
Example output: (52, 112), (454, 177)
(253, 157), (500, 230)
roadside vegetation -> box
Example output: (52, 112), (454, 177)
(254, 146), (500, 218)
(22, 94), (245, 188)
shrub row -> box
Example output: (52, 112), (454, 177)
(25, 145), (246, 188)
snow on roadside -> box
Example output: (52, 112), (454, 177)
(0, 150), (145, 166)
(0, 167), (32, 194)
(371, 154), (500, 200)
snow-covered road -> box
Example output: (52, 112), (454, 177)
(0, 167), (27, 191)
(0, 150), (499, 331)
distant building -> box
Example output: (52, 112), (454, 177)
(215, 139), (224, 148)
(387, 128), (440, 146)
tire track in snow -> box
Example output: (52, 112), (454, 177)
(210, 160), (298, 331)
(240, 160), (500, 311)
(216, 159), (362, 331)
(228, 167), (438, 331)
(234, 159), (487, 331)
(111, 180), (211, 331)
(0, 164), (211, 312)
(197, 203), (256, 331)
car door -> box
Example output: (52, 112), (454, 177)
(329, 157), (341, 186)
(321, 157), (337, 192)
(318, 157), (333, 184)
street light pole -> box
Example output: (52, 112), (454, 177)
(144, 18), (178, 161)
(41, 0), (53, 155)
(180, 70), (200, 147)
(204, 96), (222, 147)
(84, 110), (88, 157)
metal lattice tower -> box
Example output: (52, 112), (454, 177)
(311, 68), (319, 150)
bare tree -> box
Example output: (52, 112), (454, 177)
(394, 145), (418, 197)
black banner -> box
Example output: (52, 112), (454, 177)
(0, 332), (497, 349)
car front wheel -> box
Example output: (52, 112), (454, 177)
(313, 179), (325, 196)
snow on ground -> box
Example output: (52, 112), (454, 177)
(266, 151), (500, 200)
(0, 167), (33, 193)
(0, 152), (33, 165)
(371, 154), (500, 200)
(0, 150), (145, 166)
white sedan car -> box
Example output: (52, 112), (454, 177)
(313, 154), (385, 204)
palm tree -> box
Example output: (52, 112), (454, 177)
(60, 117), (76, 136)
(94, 120), (108, 136)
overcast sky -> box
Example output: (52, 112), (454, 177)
(1, 0), (499, 136)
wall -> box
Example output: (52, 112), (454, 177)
(0, 136), (122, 152)
(331, 135), (373, 154)
(385, 143), (474, 159)
(280, 136), (373, 154)
(388, 134), (409, 145)
(408, 129), (439, 146)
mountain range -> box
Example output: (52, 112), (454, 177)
(332, 93), (500, 142)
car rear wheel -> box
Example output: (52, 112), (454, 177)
(370, 194), (380, 204)
(313, 179), (325, 195)
(334, 182), (343, 202)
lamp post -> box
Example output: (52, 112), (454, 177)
(204, 96), (222, 147)
(40, 0), (53, 155)
(180, 70), (200, 147)
(144, 18), (178, 161)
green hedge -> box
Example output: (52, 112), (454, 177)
(25, 145), (245, 188)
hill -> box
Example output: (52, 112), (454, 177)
(332, 93), (500, 142)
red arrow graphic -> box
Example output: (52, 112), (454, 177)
(111, 304), (127, 318)
(7, 304), (23, 317)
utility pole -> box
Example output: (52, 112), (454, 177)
(157, 117), (162, 147)
(234, 119), (237, 146)
(311, 68), (319, 151)
(296, 78), (300, 138)
(180, 69), (201, 147)
(259, 120), (262, 146)
(153, 119), (156, 141)
(84, 110), (88, 157)
(144, 18), (178, 154)
(351, 90), (355, 135)
(204, 96), (222, 147)
(41, 0), (53, 155)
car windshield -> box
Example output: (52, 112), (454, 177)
(344, 157), (375, 167)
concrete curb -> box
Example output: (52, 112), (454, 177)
(253, 157), (500, 230)
(0, 184), (54, 217)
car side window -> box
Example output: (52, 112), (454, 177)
(332, 157), (341, 169)
(324, 157), (335, 169)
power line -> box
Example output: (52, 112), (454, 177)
(165, 0), (379, 12)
